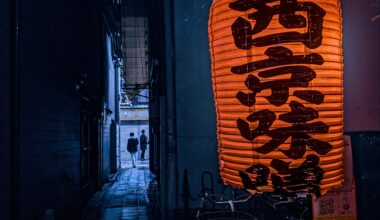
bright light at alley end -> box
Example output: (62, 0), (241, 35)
(208, 0), (343, 197)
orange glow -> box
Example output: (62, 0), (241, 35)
(209, 0), (343, 195)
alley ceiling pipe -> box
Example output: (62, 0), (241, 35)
(208, 0), (344, 197)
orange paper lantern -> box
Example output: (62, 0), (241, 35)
(208, 0), (343, 196)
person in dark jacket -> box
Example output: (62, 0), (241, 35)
(127, 132), (139, 168)
(139, 129), (149, 160)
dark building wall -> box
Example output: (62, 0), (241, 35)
(343, 0), (380, 131)
(166, 0), (380, 210)
(172, 0), (217, 209)
(348, 132), (380, 220)
(105, 34), (116, 116)
(0, 0), (117, 218)
(101, 119), (111, 184)
(340, 3), (380, 217)
(18, 0), (79, 218)
(13, 0), (104, 219)
(0, 0), (12, 219)
(101, 33), (117, 182)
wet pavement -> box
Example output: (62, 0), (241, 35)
(81, 158), (312, 220)
(82, 159), (158, 220)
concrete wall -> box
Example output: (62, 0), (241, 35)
(170, 0), (380, 210)
(173, 0), (218, 209)
(0, 0), (12, 218)
(120, 108), (149, 121)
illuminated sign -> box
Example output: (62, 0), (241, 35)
(209, 0), (344, 196)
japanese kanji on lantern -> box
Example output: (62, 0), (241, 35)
(208, 0), (343, 196)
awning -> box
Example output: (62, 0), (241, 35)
(122, 0), (149, 100)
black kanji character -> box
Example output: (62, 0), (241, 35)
(231, 46), (324, 75)
(236, 59), (319, 107)
(237, 101), (332, 159)
(239, 164), (271, 190)
(270, 154), (324, 197)
(237, 109), (276, 140)
(230, 0), (326, 49)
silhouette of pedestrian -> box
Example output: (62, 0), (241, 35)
(127, 132), (139, 168)
(139, 129), (149, 160)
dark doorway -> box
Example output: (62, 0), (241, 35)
(80, 101), (100, 205)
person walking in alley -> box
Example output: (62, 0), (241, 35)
(139, 129), (149, 160)
(127, 132), (139, 168)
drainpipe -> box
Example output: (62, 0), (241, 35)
(114, 59), (121, 170)
(163, 0), (178, 216)
(10, 0), (20, 218)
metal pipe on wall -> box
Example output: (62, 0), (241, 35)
(159, 96), (167, 217)
(114, 60), (121, 170)
(163, 0), (178, 215)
